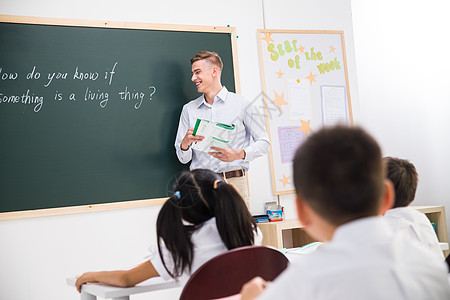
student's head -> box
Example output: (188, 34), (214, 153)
(156, 169), (256, 277)
(190, 51), (223, 93)
(384, 157), (418, 208)
(293, 126), (392, 237)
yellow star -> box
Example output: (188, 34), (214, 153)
(271, 90), (288, 111)
(279, 174), (292, 188)
(276, 69), (284, 79)
(298, 44), (305, 54)
(261, 32), (274, 45)
(305, 71), (318, 85)
(296, 119), (312, 136)
(329, 45), (336, 54)
(296, 78), (300, 83)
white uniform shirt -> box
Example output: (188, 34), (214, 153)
(258, 217), (450, 300)
(149, 217), (263, 282)
(174, 86), (270, 172)
(384, 207), (444, 260)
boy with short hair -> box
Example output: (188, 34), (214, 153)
(384, 157), (444, 260)
(241, 126), (450, 300)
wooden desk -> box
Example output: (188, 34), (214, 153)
(258, 206), (449, 256)
(257, 219), (315, 249)
(66, 277), (182, 300)
(411, 205), (449, 256)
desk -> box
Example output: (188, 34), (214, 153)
(258, 206), (449, 256)
(257, 219), (315, 249)
(66, 277), (182, 300)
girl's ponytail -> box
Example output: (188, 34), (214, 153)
(213, 180), (257, 249)
(156, 193), (194, 278)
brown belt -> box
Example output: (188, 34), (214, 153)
(217, 169), (245, 179)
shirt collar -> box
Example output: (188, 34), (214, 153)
(196, 86), (229, 108)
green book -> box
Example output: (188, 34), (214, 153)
(191, 119), (235, 152)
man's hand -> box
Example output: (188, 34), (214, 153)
(209, 147), (245, 162)
(240, 276), (267, 300)
(181, 128), (204, 151)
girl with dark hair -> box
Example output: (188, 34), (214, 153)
(75, 169), (262, 292)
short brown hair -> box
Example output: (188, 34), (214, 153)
(191, 51), (223, 70)
(293, 126), (384, 226)
(384, 157), (418, 207)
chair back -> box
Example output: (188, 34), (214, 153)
(179, 245), (289, 300)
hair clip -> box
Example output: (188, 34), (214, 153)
(213, 179), (221, 190)
(174, 191), (181, 199)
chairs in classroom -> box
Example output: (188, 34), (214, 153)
(179, 245), (289, 300)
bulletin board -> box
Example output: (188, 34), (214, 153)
(257, 30), (353, 195)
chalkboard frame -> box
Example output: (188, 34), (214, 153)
(0, 15), (240, 220)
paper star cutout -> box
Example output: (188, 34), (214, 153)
(329, 45), (336, 54)
(261, 32), (274, 45)
(271, 90), (288, 111)
(279, 174), (292, 188)
(276, 69), (284, 79)
(296, 78), (300, 83)
(298, 44), (305, 54)
(296, 119), (312, 136)
(305, 71), (318, 85)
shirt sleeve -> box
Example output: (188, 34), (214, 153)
(148, 244), (173, 281)
(174, 105), (193, 164)
(242, 100), (270, 162)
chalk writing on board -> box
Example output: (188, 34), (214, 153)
(0, 61), (157, 112)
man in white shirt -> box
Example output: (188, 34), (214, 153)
(241, 126), (450, 300)
(384, 157), (444, 260)
(174, 51), (270, 206)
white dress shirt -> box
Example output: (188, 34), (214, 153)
(148, 217), (263, 282)
(174, 86), (270, 172)
(384, 207), (444, 260)
(258, 217), (450, 300)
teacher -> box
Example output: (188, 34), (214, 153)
(174, 51), (270, 208)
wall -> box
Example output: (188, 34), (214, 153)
(0, 0), (356, 299)
(351, 0), (450, 236)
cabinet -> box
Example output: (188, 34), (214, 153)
(257, 205), (449, 256)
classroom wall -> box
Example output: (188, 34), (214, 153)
(351, 0), (450, 237)
(5, 1), (448, 300)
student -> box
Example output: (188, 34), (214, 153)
(384, 157), (444, 260)
(75, 169), (262, 292)
(241, 126), (450, 300)
(175, 51), (270, 206)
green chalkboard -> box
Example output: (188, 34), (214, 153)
(0, 18), (236, 214)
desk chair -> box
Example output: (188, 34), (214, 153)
(179, 245), (289, 300)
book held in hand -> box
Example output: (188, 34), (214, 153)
(191, 119), (235, 153)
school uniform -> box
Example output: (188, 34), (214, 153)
(258, 217), (450, 300)
(385, 207), (444, 260)
(148, 217), (263, 282)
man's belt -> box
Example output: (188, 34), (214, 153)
(217, 169), (245, 179)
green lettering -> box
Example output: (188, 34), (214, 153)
(317, 51), (323, 60)
(288, 59), (295, 68)
(295, 55), (300, 69)
(317, 63), (326, 74)
(330, 60), (335, 70)
(335, 57), (341, 69)
(292, 40), (298, 52)
(277, 44), (286, 56)
(284, 41), (293, 53)
(310, 48), (316, 60)
(268, 44), (279, 61)
(305, 52), (311, 60)
(325, 63), (330, 72)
